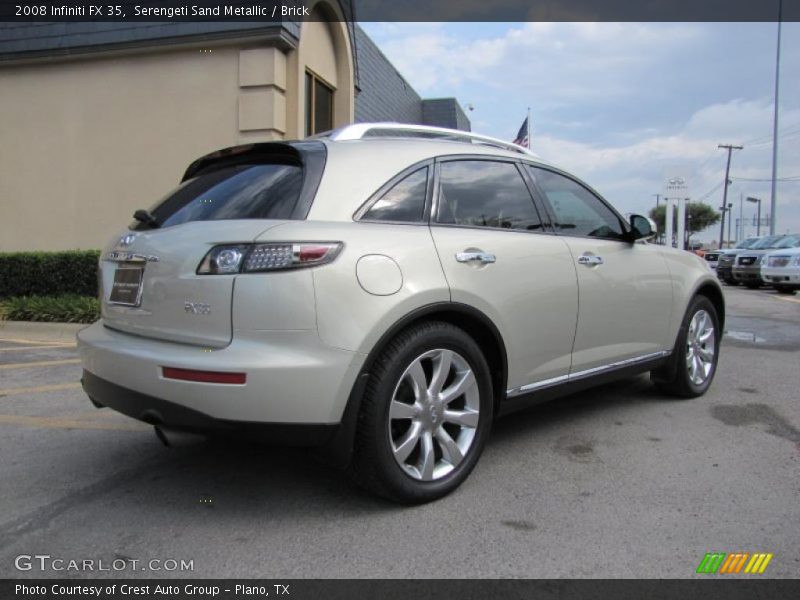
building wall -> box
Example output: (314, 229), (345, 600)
(422, 98), (471, 131)
(353, 26), (422, 124)
(0, 46), (248, 251)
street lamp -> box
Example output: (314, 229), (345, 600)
(746, 196), (762, 236)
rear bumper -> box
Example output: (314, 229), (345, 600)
(77, 320), (366, 426)
(81, 370), (336, 445)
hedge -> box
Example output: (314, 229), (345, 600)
(0, 250), (101, 299)
(1, 295), (100, 323)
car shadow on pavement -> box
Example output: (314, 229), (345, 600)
(0, 374), (685, 544)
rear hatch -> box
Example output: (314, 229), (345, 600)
(99, 142), (326, 347)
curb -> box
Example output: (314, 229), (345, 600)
(0, 320), (88, 343)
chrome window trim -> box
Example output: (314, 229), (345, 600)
(506, 350), (671, 398)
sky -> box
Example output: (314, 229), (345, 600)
(360, 22), (800, 243)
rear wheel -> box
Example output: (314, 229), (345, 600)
(652, 296), (720, 398)
(349, 321), (493, 503)
(774, 285), (797, 295)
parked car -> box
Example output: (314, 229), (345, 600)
(762, 246), (800, 294)
(733, 234), (800, 288)
(703, 250), (721, 271)
(77, 123), (724, 503)
(715, 236), (763, 284)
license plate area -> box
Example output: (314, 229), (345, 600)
(109, 266), (144, 306)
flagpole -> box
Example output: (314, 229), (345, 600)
(527, 107), (531, 149)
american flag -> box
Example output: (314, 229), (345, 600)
(512, 117), (529, 148)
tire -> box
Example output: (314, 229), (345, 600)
(744, 282), (760, 289)
(723, 277), (738, 286)
(774, 285), (796, 295)
(349, 321), (493, 504)
(651, 295), (720, 398)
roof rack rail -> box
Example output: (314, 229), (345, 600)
(325, 122), (537, 156)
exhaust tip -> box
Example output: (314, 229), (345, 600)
(154, 425), (206, 448)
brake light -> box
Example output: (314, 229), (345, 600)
(197, 242), (342, 274)
(162, 367), (246, 385)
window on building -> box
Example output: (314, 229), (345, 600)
(362, 167), (428, 222)
(436, 160), (542, 231)
(305, 71), (334, 136)
(527, 167), (624, 240)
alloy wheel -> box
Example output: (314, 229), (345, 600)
(685, 309), (716, 386)
(388, 349), (480, 481)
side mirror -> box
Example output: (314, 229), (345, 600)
(628, 214), (656, 242)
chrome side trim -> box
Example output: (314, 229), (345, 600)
(506, 350), (671, 399)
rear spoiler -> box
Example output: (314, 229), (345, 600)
(181, 141), (327, 220)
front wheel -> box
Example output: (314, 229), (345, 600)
(349, 321), (493, 503)
(652, 296), (720, 398)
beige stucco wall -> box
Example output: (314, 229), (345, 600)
(0, 47), (244, 251)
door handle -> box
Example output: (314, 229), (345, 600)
(456, 251), (496, 264)
(577, 254), (604, 266)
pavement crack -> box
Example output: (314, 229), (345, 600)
(0, 453), (165, 548)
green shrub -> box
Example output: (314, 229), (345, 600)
(1, 295), (100, 323)
(0, 250), (101, 299)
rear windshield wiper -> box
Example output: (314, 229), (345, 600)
(133, 209), (160, 229)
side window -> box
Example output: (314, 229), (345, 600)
(362, 167), (428, 223)
(436, 160), (542, 231)
(528, 166), (624, 240)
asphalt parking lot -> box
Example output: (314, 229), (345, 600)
(0, 286), (798, 579)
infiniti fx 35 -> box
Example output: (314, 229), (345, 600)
(78, 124), (724, 503)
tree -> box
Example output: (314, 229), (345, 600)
(649, 202), (720, 245)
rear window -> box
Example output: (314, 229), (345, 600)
(135, 163), (303, 229)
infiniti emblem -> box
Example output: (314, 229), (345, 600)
(428, 404), (440, 425)
(117, 233), (138, 248)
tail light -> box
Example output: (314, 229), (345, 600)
(197, 242), (342, 275)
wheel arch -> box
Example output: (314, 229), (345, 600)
(694, 279), (726, 331)
(318, 302), (508, 468)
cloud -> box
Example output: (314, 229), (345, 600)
(360, 22), (800, 238)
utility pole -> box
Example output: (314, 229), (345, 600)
(718, 144), (743, 249)
(769, 0), (782, 235)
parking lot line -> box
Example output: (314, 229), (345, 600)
(772, 295), (800, 304)
(0, 413), (147, 432)
(0, 337), (75, 346)
(0, 382), (82, 396)
(0, 358), (81, 370)
(0, 344), (76, 352)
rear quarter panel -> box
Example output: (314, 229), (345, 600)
(254, 220), (450, 353)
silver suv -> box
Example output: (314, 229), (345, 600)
(78, 124), (724, 503)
